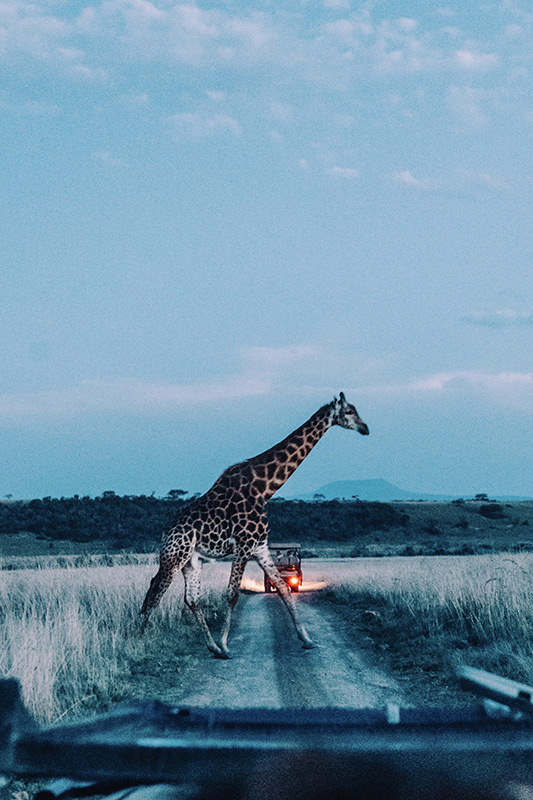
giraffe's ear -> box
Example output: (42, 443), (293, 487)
(339, 391), (345, 402)
(333, 395), (338, 402)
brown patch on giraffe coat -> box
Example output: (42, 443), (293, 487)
(276, 466), (288, 482)
(266, 462), (277, 480)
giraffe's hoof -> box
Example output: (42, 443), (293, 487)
(302, 641), (316, 650)
(213, 649), (232, 660)
(138, 618), (150, 635)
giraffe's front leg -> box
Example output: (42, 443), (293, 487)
(218, 553), (249, 658)
(183, 554), (226, 658)
(254, 542), (315, 650)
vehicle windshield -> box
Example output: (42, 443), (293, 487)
(274, 550), (300, 567)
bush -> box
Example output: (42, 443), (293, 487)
(267, 499), (409, 542)
(478, 503), (505, 519)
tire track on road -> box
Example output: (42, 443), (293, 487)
(267, 592), (404, 708)
(154, 588), (403, 710)
(172, 592), (282, 708)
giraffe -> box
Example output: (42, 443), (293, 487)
(140, 392), (369, 658)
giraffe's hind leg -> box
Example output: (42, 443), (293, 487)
(183, 553), (227, 658)
(139, 559), (176, 629)
(140, 529), (194, 628)
(254, 542), (315, 650)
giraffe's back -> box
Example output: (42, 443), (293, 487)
(161, 461), (267, 561)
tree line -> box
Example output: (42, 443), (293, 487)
(0, 493), (408, 550)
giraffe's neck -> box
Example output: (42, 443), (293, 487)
(247, 404), (333, 502)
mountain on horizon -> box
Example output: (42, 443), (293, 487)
(290, 478), (532, 503)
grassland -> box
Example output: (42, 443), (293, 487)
(3, 551), (533, 724)
(321, 553), (533, 704)
(0, 559), (225, 725)
(2, 497), (533, 723)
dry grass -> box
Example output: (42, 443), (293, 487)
(0, 559), (225, 725)
(5, 553), (533, 724)
(323, 554), (533, 693)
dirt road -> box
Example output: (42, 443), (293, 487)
(140, 560), (404, 710)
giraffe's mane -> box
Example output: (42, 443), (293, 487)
(243, 403), (332, 464)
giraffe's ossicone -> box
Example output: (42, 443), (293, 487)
(140, 392), (369, 658)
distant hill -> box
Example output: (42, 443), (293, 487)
(292, 478), (532, 502)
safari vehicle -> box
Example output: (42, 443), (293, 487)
(264, 542), (302, 593)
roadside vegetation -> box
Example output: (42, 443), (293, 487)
(2, 491), (533, 721)
(1, 494), (532, 558)
(0, 560), (225, 725)
(321, 554), (533, 703)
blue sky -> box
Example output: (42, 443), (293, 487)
(1, 0), (532, 499)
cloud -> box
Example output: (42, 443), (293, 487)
(69, 64), (108, 81)
(323, 0), (351, 9)
(454, 49), (500, 70)
(0, 3), (70, 60)
(447, 85), (488, 126)
(75, 3), (279, 66)
(168, 110), (242, 138)
(413, 371), (533, 412)
(454, 170), (511, 191)
(463, 309), (533, 328)
(0, 345), (320, 420)
(324, 18), (373, 44)
(327, 166), (359, 178)
(205, 90), (226, 101)
(390, 170), (431, 188)
(358, 370), (533, 413)
(370, 18), (444, 74)
(0, 375), (269, 421)
(388, 168), (511, 193)
(396, 18), (418, 32)
(0, 0), (526, 119)
(242, 345), (321, 373)
(121, 91), (150, 106)
(269, 99), (292, 121)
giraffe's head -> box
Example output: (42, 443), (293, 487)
(330, 392), (369, 435)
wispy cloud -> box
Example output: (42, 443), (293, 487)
(405, 371), (533, 392)
(388, 168), (511, 192)
(390, 170), (431, 188)
(0, 375), (268, 420)
(454, 49), (500, 71)
(463, 309), (533, 328)
(205, 90), (227, 101)
(327, 166), (359, 178)
(0, 345), (320, 420)
(0, 1), (519, 90)
(454, 170), (511, 191)
(358, 370), (533, 413)
(447, 85), (488, 126)
(242, 345), (321, 372)
(168, 110), (242, 138)
(324, 0), (351, 9)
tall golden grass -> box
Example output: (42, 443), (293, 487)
(0, 559), (224, 725)
(4, 553), (533, 725)
(327, 554), (533, 681)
